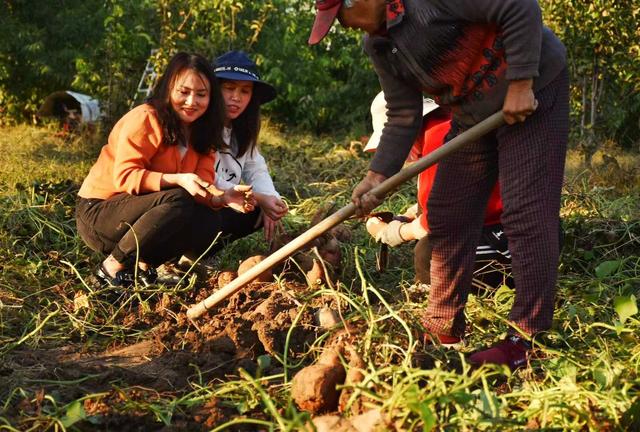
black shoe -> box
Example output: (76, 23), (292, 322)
(95, 265), (136, 288)
(139, 267), (158, 286)
(155, 264), (185, 286)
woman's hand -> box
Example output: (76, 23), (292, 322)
(161, 173), (209, 197)
(251, 194), (287, 242)
(261, 213), (283, 243)
(255, 193), (288, 220)
(503, 79), (538, 125)
(223, 184), (257, 213)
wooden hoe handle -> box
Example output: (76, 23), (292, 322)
(186, 111), (505, 320)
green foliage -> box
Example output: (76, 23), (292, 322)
(1, 124), (639, 430)
(614, 295), (638, 325)
(595, 260), (622, 279)
(60, 400), (86, 428)
(542, 0), (640, 157)
(0, 0), (156, 125)
(253, 0), (378, 134)
(89, 0), (157, 121)
(0, 0), (377, 133)
(0, 0), (638, 146)
(0, 0), (107, 122)
(148, 0), (377, 134)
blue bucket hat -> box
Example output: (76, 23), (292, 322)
(213, 50), (277, 104)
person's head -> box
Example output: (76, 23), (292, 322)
(308, 0), (387, 45)
(147, 52), (225, 154)
(365, 91), (440, 161)
(213, 50), (277, 157)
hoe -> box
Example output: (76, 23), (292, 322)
(187, 111), (505, 320)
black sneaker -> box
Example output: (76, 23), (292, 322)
(139, 267), (158, 286)
(155, 264), (185, 286)
(95, 265), (136, 288)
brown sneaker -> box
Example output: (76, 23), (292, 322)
(468, 335), (532, 371)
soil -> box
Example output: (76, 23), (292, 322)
(1, 277), (332, 431)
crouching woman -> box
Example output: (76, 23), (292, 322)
(75, 52), (255, 287)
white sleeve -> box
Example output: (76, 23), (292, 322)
(241, 148), (280, 198)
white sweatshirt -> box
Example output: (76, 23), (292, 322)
(214, 127), (280, 198)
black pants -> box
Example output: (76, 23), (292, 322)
(76, 189), (196, 266)
(182, 205), (262, 259)
(77, 188), (263, 266)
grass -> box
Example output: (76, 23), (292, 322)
(0, 122), (639, 431)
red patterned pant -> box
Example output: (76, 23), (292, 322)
(424, 68), (569, 337)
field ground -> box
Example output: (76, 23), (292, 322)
(0, 123), (639, 431)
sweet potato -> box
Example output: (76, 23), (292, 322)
(237, 255), (273, 283)
(216, 271), (237, 288)
(338, 345), (366, 414)
(315, 306), (340, 329)
(291, 348), (346, 414)
(306, 259), (325, 286)
(305, 409), (382, 432)
(306, 415), (356, 432)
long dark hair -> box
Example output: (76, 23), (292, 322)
(223, 80), (261, 158)
(147, 52), (225, 154)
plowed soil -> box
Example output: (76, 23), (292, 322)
(2, 277), (330, 431)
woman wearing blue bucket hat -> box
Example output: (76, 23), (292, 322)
(209, 50), (287, 244)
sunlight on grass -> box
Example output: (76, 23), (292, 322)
(0, 125), (638, 431)
(0, 124), (101, 193)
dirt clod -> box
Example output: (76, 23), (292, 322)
(217, 270), (237, 288)
(292, 363), (346, 414)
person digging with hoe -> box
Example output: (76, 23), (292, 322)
(309, 0), (569, 371)
(364, 92), (511, 291)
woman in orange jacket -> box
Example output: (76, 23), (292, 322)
(76, 52), (255, 287)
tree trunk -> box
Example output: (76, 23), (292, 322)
(581, 57), (603, 168)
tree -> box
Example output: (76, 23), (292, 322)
(2, 0), (638, 147)
(0, 0), (107, 122)
(542, 0), (640, 163)
(151, 0), (378, 134)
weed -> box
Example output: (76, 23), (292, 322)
(0, 124), (638, 431)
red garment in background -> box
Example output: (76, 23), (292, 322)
(416, 113), (503, 231)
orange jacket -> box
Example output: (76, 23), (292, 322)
(78, 104), (216, 208)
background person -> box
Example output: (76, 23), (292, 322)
(309, 0), (569, 370)
(364, 92), (511, 290)
(76, 52), (254, 288)
(209, 50), (288, 245)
